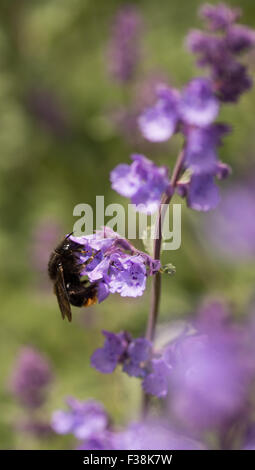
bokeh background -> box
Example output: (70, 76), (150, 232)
(0, 0), (255, 449)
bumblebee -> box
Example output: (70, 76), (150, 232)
(48, 233), (97, 322)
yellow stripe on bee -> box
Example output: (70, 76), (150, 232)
(84, 296), (97, 307)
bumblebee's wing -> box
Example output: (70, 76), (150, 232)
(54, 265), (72, 322)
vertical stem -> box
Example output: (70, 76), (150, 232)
(145, 148), (185, 342)
(142, 148), (185, 412)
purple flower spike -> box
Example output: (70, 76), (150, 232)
(10, 347), (53, 409)
(186, 6), (255, 104)
(90, 331), (129, 373)
(52, 398), (108, 440)
(187, 174), (220, 212)
(138, 86), (180, 142)
(180, 78), (219, 127)
(108, 5), (142, 83)
(111, 154), (170, 213)
(142, 358), (172, 398)
(123, 338), (152, 378)
(199, 3), (241, 31)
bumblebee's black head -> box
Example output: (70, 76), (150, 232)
(54, 233), (75, 255)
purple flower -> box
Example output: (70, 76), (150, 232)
(186, 31), (226, 67)
(187, 4), (255, 103)
(195, 300), (231, 333)
(18, 419), (53, 438)
(10, 347), (53, 409)
(138, 85), (180, 142)
(142, 358), (172, 398)
(53, 397), (205, 450)
(122, 338), (152, 378)
(203, 182), (255, 260)
(180, 78), (219, 127)
(184, 125), (221, 175)
(70, 229), (160, 302)
(243, 426), (255, 450)
(213, 60), (252, 103)
(199, 3), (241, 31)
(226, 25), (255, 54)
(90, 331), (129, 373)
(52, 398), (108, 440)
(187, 174), (220, 212)
(114, 420), (206, 450)
(78, 432), (117, 450)
(110, 154), (170, 213)
(107, 5), (142, 82)
(91, 330), (152, 380)
(108, 254), (147, 297)
(166, 318), (254, 432)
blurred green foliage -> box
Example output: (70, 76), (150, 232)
(0, 0), (254, 449)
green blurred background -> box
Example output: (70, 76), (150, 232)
(0, 0), (255, 449)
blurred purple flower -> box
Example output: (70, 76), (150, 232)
(203, 183), (255, 260)
(165, 309), (254, 432)
(18, 419), (53, 438)
(187, 174), (220, 211)
(91, 331), (130, 374)
(187, 4), (255, 103)
(113, 420), (206, 450)
(142, 358), (172, 397)
(226, 25), (255, 54)
(180, 78), (219, 127)
(110, 154), (170, 213)
(243, 426), (255, 450)
(183, 124), (228, 175)
(199, 3), (241, 31)
(186, 31), (225, 67)
(78, 432), (117, 450)
(10, 347), (53, 409)
(110, 72), (170, 144)
(91, 330), (152, 379)
(195, 299), (231, 333)
(53, 397), (205, 450)
(108, 5), (142, 82)
(52, 398), (108, 440)
(122, 338), (152, 378)
(25, 87), (70, 137)
(213, 60), (252, 103)
(138, 85), (180, 142)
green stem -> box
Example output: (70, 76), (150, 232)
(142, 148), (185, 413)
